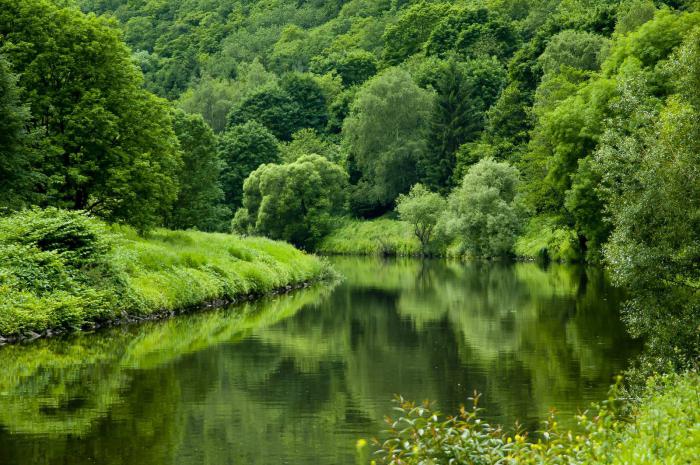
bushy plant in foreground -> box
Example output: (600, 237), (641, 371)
(0, 209), (120, 335)
(368, 372), (700, 465)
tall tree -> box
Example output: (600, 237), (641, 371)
(425, 57), (506, 190)
(169, 110), (230, 231)
(343, 68), (434, 213)
(0, 0), (181, 230)
(0, 55), (34, 210)
(219, 120), (280, 210)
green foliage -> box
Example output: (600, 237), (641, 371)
(0, 208), (112, 268)
(372, 372), (700, 465)
(343, 67), (434, 212)
(538, 29), (609, 75)
(317, 217), (421, 256)
(228, 87), (301, 140)
(0, 55), (34, 210)
(280, 72), (328, 133)
(425, 7), (519, 61)
(425, 57), (507, 190)
(382, 2), (451, 65)
(233, 155), (348, 249)
(0, 208), (332, 337)
(281, 129), (342, 163)
(169, 110), (230, 231)
(0, 0), (181, 231)
(514, 215), (582, 262)
(0, 209), (120, 335)
(593, 28), (700, 368)
(219, 120), (281, 210)
(311, 50), (378, 86)
(443, 158), (524, 258)
(395, 184), (446, 253)
(178, 76), (239, 133)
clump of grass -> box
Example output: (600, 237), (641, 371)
(0, 209), (333, 339)
(317, 217), (421, 256)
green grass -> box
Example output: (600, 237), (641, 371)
(317, 217), (422, 256)
(319, 216), (583, 262)
(514, 215), (583, 262)
(0, 209), (334, 338)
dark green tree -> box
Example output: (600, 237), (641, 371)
(424, 57), (506, 191)
(233, 155), (348, 249)
(343, 68), (434, 213)
(0, 0), (181, 230)
(281, 73), (328, 134)
(219, 121), (280, 210)
(382, 2), (451, 65)
(0, 55), (34, 210)
(169, 110), (230, 231)
(311, 51), (378, 87)
(425, 7), (518, 61)
(228, 87), (300, 141)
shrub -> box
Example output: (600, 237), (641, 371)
(442, 158), (525, 258)
(0, 207), (112, 268)
(370, 373), (700, 465)
(395, 184), (447, 254)
(514, 215), (582, 262)
(0, 208), (333, 337)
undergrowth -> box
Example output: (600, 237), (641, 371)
(0, 208), (333, 338)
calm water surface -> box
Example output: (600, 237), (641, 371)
(0, 257), (639, 464)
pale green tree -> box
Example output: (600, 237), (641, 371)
(396, 184), (447, 254)
(443, 158), (524, 257)
(343, 68), (434, 211)
(233, 155), (348, 249)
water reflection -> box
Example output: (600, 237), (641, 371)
(0, 258), (639, 464)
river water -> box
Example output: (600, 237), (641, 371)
(0, 257), (639, 464)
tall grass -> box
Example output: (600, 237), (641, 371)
(317, 217), (421, 256)
(0, 209), (333, 338)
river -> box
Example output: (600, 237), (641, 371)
(0, 257), (639, 464)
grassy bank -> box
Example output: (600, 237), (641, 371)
(317, 217), (421, 256)
(319, 217), (587, 262)
(368, 372), (700, 464)
(0, 209), (333, 340)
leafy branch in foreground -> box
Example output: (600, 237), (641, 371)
(369, 373), (700, 465)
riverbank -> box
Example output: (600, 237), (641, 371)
(317, 218), (422, 256)
(0, 209), (334, 342)
(318, 216), (584, 262)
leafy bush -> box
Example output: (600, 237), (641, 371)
(442, 158), (525, 258)
(395, 184), (446, 254)
(0, 207), (112, 268)
(233, 154), (348, 249)
(370, 372), (700, 465)
(514, 215), (582, 262)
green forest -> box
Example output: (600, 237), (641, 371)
(1, 0), (699, 463)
